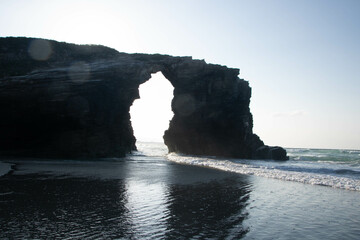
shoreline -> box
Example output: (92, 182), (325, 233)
(167, 153), (360, 191)
(1, 154), (359, 239)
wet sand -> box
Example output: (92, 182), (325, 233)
(1, 152), (359, 239)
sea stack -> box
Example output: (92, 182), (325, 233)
(0, 37), (288, 160)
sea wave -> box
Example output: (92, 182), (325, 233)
(341, 150), (360, 155)
(287, 148), (360, 167)
(167, 153), (360, 191)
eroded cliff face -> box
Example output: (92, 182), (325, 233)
(0, 37), (287, 160)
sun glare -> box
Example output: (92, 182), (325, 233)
(130, 72), (174, 143)
(45, 2), (139, 50)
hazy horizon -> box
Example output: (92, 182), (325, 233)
(1, 0), (359, 150)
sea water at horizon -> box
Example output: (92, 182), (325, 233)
(1, 142), (359, 239)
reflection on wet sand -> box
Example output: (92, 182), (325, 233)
(0, 158), (252, 239)
(165, 177), (251, 239)
(0, 174), (132, 239)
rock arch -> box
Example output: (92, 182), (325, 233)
(0, 37), (287, 160)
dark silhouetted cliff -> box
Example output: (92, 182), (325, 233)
(0, 37), (287, 160)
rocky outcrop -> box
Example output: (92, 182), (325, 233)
(0, 37), (288, 160)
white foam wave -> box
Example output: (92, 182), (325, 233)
(167, 153), (360, 191)
(342, 150), (360, 154)
(0, 161), (13, 176)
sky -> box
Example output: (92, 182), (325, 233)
(0, 0), (359, 149)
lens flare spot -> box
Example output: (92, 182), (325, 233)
(28, 39), (52, 61)
(173, 94), (196, 116)
(68, 62), (90, 83)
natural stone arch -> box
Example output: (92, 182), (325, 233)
(0, 37), (288, 160)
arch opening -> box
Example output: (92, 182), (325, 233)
(130, 72), (174, 148)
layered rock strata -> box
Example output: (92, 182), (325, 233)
(0, 37), (287, 160)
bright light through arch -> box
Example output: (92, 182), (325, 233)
(130, 72), (174, 143)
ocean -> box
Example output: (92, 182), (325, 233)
(1, 142), (359, 239)
(168, 147), (360, 191)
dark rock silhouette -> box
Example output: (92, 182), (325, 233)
(0, 37), (288, 160)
